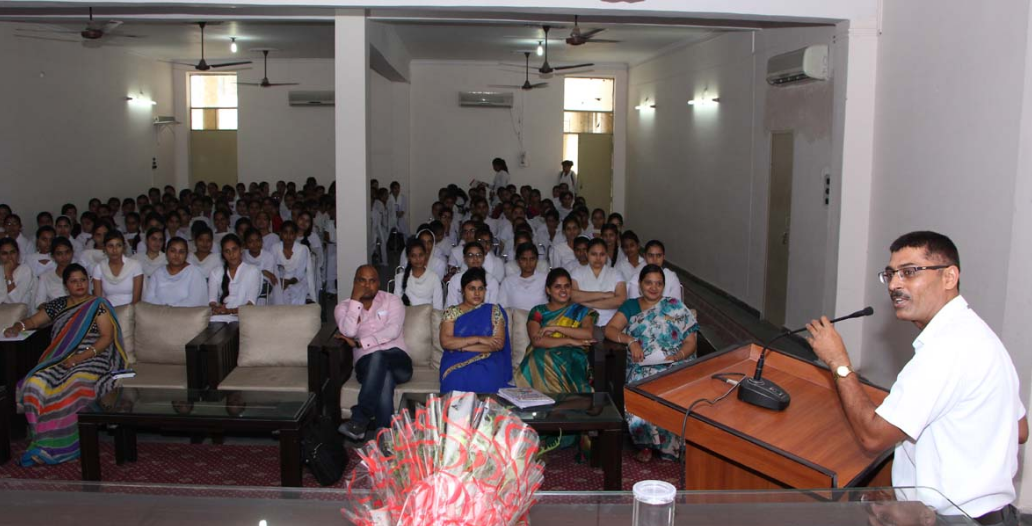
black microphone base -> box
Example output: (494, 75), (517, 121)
(737, 377), (791, 411)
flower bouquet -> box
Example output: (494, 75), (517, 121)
(342, 391), (545, 526)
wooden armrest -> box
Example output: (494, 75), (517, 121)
(185, 322), (227, 390)
(204, 322), (240, 390)
(307, 322), (341, 417)
(310, 325), (352, 425)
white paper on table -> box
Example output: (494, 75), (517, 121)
(0, 330), (35, 342)
(636, 349), (673, 366)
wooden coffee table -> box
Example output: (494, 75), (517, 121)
(401, 392), (624, 490)
(77, 388), (315, 487)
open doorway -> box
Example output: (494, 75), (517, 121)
(562, 77), (614, 210)
(189, 73), (239, 187)
(763, 131), (794, 328)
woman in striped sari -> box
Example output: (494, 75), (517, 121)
(3, 263), (127, 466)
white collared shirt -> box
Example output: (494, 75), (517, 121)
(570, 264), (624, 326)
(446, 270), (499, 308)
(498, 271), (548, 311)
(875, 295), (1025, 516)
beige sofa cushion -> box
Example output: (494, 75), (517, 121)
(120, 363), (188, 389)
(218, 366), (308, 392)
(237, 304), (321, 367)
(507, 308), (530, 372)
(133, 303), (210, 365)
(0, 304), (28, 330)
(430, 309), (444, 370)
(402, 304), (433, 368)
(113, 304), (136, 364)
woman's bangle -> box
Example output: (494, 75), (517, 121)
(16, 321), (26, 331)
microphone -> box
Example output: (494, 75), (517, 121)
(737, 306), (874, 411)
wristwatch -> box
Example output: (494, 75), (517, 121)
(835, 365), (853, 379)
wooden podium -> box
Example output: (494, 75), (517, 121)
(624, 343), (893, 490)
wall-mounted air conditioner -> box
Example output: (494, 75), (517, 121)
(459, 91), (514, 108)
(288, 90), (335, 106)
(766, 45), (829, 85)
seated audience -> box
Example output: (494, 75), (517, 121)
(394, 238), (444, 309)
(34, 237), (73, 309)
(616, 230), (645, 282)
(335, 265), (411, 440)
(133, 227), (167, 279)
(92, 230), (143, 307)
(208, 234), (260, 322)
(498, 243), (547, 311)
(273, 221), (313, 305)
(446, 242), (499, 307)
(628, 240), (683, 300)
(590, 208), (606, 238)
(568, 236), (591, 273)
(604, 265), (698, 462)
(516, 267), (597, 393)
(188, 225), (223, 280)
(474, 227), (506, 284)
(550, 215), (581, 270)
(571, 239), (627, 326)
(4, 263), (128, 466)
(439, 268), (512, 393)
(25, 226), (56, 278)
(76, 220), (110, 271)
(4, 215), (33, 264)
(55, 216), (79, 254)
(0, 237), (35, 305)
(601, 223), (625, 267)
(242, 227), (278, 306)
(142, 237), (208, 307)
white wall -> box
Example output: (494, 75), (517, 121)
(626, 26), (837, 328)
(408, 60), (627, 225)
(0, 23), (174, 236)
(237, 58), (335, 187)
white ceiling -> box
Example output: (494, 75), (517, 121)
(0, 8), (827, 65)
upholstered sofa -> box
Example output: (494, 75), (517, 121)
(111, 303), (220, 390)
(331, 304), (534, 421)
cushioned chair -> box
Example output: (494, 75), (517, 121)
(333, 305), (531, 422)
(204, 304), (339, 414)
(111, 303), (217, 389)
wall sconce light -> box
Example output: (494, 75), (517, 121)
(634, 97), (656, 110)
(125, 95), (157, 106)
(230, 37), (238, 53)
(688, 89), (720, 107)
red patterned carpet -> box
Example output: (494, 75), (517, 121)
(0, 439), (680, 491)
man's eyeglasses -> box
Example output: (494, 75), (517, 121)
(877, 265), (950, 284)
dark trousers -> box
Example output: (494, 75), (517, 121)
(351, 348), (412, 429)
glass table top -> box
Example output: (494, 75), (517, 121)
(80, 387), (314, 421)
(0, 480), (974, 525)
(400, 391), (624, 425)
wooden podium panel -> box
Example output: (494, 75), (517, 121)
(625, 343), (893, 490)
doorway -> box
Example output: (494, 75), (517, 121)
(188, 73), (239, 187)
(563, 78), (614, 210)
(763, 131), (794, 328)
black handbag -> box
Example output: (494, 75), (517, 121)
(300, 417), (349, 486)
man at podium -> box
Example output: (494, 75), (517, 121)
(805, 231), (1027, 526)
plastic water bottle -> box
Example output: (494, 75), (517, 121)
(632, 480), (676, 526)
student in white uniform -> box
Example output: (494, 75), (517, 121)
(393, 238), (444, 310)
(0, 237), (35, 305)
(369, 188), (389, 265)
(272, 221), (313, 306)
(134, 228), (168, 279)
(75, 212), (95, 253)
(164, 212), (186, 245)
(557, 160), (577, 195)
(187, 226), (223, 282)
(255, 212), (279, 253)
(490, 158), (511, 200)
(600, 224), (626, 268)
(504, 231), (549, 278)
(91, 230), (144, 307)
(474, 228), (506, 285)
(143, 237), (208, 307)
(616, 231), (646, 283)
(418, 228), (449, 282)
(25, 226), (57, 278)
(55, 216), (82, 256)
(571, 238), (627, 326)
(243, 227), (279, 306)
(556, 192), (575, 222)
(498, 243), (548, 311)
(449, 220), (479, 269)
(590, 209), (607, 239)
(3, 215), (34, 264)
(387, 181), (409, 238)
(77, 222), (112, 276)
(296, 211), (324, 297)
(627, 240), (683, 300)
(212, 210), (232, 247)
(208, 234), (261, 323)
(565, 236), (592, 275)
(34, 237), (73, 310)
(550, 216), (582, 271)
(446, 242), (499, 307)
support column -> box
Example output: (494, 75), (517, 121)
(335, 11), (369, 290)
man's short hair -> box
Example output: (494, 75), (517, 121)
(889, 231), (961, 271)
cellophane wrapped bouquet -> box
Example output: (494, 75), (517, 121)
(342, 391), (545, 526)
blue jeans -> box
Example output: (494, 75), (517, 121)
(351, 348), (413, 429)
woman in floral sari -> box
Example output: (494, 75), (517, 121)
(517, 268), (598, 393)
(2, 263), (128, 466)
(439, 267), (512, 393)
(605, 264), (698, 462)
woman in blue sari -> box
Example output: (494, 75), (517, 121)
(439, 267), (512, 393)
(605, 264), (698, 463)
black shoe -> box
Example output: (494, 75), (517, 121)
(338, 419), (368, 441)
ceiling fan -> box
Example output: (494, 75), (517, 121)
(171, 22), (252, 71)
(491, 52), (548, 91)
(238, 49), (300, 88)
(538, 25), (592, 74)
(565, 16), (621, 46)
(14, 7), (143, 43)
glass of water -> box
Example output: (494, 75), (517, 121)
(632, 480), (676, 526)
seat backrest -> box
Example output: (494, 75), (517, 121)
(134, 303), (211, 365)
(402, 304), (434, 368)
(238, 304), (321, 367)
(113, 304), (136, 363)
(0, 303), (28, 330)
(506, 308), (530, 374)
